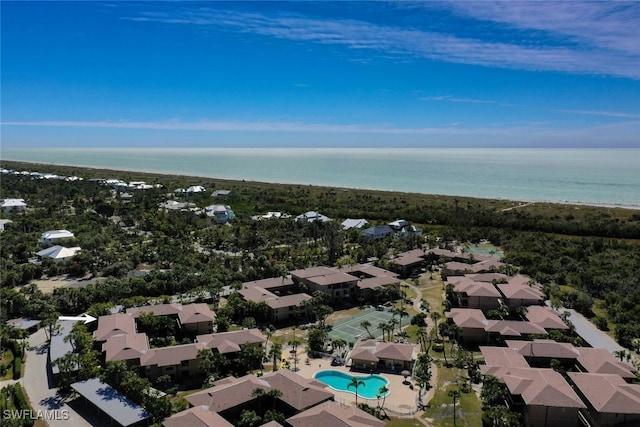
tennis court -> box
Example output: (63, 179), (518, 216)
(327, 307), (412, 344)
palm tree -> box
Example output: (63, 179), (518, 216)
(347, 377), (366, 405)
(378, 322), (388, 342)
(395, 307), (408, 334)
(448, 388), (461, 426)
(378, 385), (389, 417)
(430, 311), (442, 339)
(268, 342), (283, 371)
(251, 388), (265, 415)
(360, 320), (373, 338)
(238, 409), (261, 427)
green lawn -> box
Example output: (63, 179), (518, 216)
(1, 350), (15, 381)
(422, 365), (482, 427)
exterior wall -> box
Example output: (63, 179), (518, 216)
(525, 405), (580, 427)
(270, 305), (310, 323)
(456, 327), (487, 344)
(182, 321), (214, 334)
(144, 359), (202, 382)
(307, 281), (356, 303)
(595, 412), (640, 427)
(468, 296), (501, 311)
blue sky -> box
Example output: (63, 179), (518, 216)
(2, 1), (639, 148)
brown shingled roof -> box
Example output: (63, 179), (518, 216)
(126, 303), (182, 318)
(500, 368), (585, 408)
(93, 313), (137, 342)
(261, 369), (333, 411)
(524, 306), (568, 330)
(287, 401), (386, 427)
(576, 348), (638, 379)
(568, 372), (640, 414)
(186, 375), (271, 412)
(506, 339), (579, 359)
(140, 342), (204, 367)
(103, 333), (149, 362)
(196, 329), (265, 353)
(163, 406), (233, 427)
(178, 303), (216, 324)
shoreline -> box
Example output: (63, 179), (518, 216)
(2, 158), (640, 212)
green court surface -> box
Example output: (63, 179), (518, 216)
(327, 307), (412, 344)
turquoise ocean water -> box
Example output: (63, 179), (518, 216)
(2, 148), (639, 207)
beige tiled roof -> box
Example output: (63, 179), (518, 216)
(484, 320), (547, 336)
(103, 333), (149, 362)
(186, 375), (271, 411)
(242, 276), (294, 290)
(93, 313), (137, 342)
(265, 293), (312, 310)
(568, 372), (640, 414)
(262, 369), (333, 410)
(375, 342), (415, 362)
(500, 368), (585, 408)
(524, 306), (569, 330)
(576, 348), (638, 379)
(496, 283), (544, 300)
(287, 401), (386, 427)
(351, 339), (415, 362)
(479, 346), (530, 376)
(140, 343), (204, 367)
(163, 406), (233, 427)
(446, 308), (487, 329)
(357, 276), (401, 290)
(505, 339), (579, 359)
(339, 264), (398, 278)
(178, 303), (215, 324)
(126, 303), (182, 318)
(471, 273), (507, 283)
(185, 370), (332, 413)
(196, 329), (265, 353)
(454, 281), (501, 298)
(290, 266), (339, 279)
(307, 272), (357, 286)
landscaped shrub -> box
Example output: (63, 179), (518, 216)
(13, 357), (21, 380)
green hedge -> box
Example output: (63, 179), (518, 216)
(12, 357), (21, 380)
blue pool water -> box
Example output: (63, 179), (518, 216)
(314, 370), (390, 400)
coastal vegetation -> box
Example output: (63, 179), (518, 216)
(1, 160), (640, 422)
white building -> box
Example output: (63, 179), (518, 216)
(40, 229), (75, 245)
(1, 198), (27, 213)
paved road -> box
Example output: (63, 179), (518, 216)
(22, 328), (93, 427)
(557, 307), (625, 354)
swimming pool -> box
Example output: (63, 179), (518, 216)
(314, 370), (390, 400)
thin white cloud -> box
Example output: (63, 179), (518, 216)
(442, 1), (640, 55)
(122, 5), (640, 79)
(0, 119), (551, 137)
(558, 109), (640, 119)
(419, 96), (498, 104)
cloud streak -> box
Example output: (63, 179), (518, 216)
(0, 119), (557, 137)
(123, 4), (640, 79)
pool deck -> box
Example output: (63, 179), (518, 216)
(290, 349), (427, 415)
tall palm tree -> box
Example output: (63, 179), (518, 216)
(378, 385), (389, 417)
(448, 389), (461, 426)
(268, 342), (283, 371)
(378, 322), (388, 342)
(347, 377), (366, 405)
(430, 311), (442, 338)
(360, 320), (373, 338)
